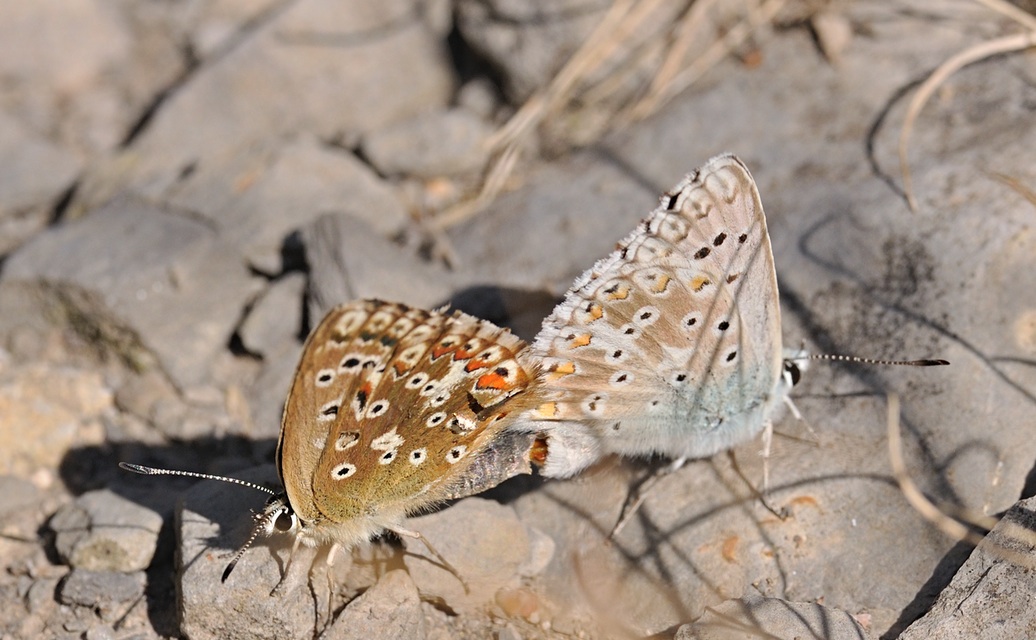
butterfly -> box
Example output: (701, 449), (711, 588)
(509, 154), (806, 478)
(125, 300), (544, 580)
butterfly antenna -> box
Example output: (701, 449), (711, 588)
(222, 508), (280, 582)
(118, 462), (278, 496)
(795, 354), (949, 367)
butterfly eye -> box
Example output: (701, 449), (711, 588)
(784, 360), (802, 386)
(274, 511), (294, 532)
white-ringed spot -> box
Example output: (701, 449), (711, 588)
(446, 445), (467, 464)
(339, 354), (362, 371)
(426, 412), (447, 428)
(409, 448), (427, 466)
(610, 371), (633, 387)
(682, 312), (702, 330)
(379, 450), (397, 465)
(314, 369), (336, 388)
(582, 393), (608, 415)
(407, 372), (430, 389)
(335, 431), (359, 451)
(606, 348), (628, 364)
(418, 380), (439, 397)
(633, 306), (660, 327)
(618, 323), (640, 339)
(331, 462), (356, 479)
(318, 401), (340, 422)
(366, 400), (389, 418)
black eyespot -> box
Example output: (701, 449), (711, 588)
(738, 233), (748, 243)
(713, 232), (727, 246)
(675, 374), (686, 382)
(718, 321), (729, 331)
(322, 404), (339, 417)
(342, 357), (360, 368)
(694, 247), (710, 259)
(274, 512), (293, 532)
(726, 351), (737, 362)
(785, 361), (802, 386)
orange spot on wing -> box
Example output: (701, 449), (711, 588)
(546, 362), (575, 382)
(431, 345), (455, 359)
(465, 358), (490, 372)
(652, 274), (671, 293)
(476, 372), (508, 390)
(691, 276), (711, 292)
(534, 402), (558, 418)
(569, 334), (591, 348)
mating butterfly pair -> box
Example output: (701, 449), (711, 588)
(124, 154), (943, 578)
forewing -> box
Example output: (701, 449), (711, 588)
(279, 301), (534, 525)
(522, 155), (783, 471)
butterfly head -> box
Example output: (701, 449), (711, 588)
(220, 492), (304, 582)
(782, 348), (811, 389)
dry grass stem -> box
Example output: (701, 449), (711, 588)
(898, 21), (1036, 211)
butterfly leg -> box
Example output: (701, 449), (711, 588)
(389, 525), (470, 594)
(610, 457), (688, 540)
(320, 543), (341, 628)
(270, 534), (305, 597)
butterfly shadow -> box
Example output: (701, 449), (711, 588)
(57, 435), (281, 636)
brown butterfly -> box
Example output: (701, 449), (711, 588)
(124, 299), (544, 580)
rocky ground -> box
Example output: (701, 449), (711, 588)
(1, 1), (1035, 639)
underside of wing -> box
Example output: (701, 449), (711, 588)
(518, 155), (784, 475)
(279, 300), (536, 526)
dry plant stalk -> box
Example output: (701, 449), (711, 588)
(898, 0), (1036, 211)
(885, 394), (1036, 571)
(432, 0), (789, 233)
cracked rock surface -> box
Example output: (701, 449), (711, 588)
(0, 1), (1033, 638)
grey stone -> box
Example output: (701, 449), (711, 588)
(361, 108), (495, 179)
(178, 465), (314, 640)
(0, 111), (82, 256)
(75, 0), (453, 214)
(676, 595), (869, 639)
(455, 78), (501, 120)
(239, 272), (307, 357)
(59, 569), (146, 613)
(167, 136), (410, 275)
(403, 497), (531, 613)
(320, 570), (425, 640)
(300, 213), (454, 321)
(51, 489), (163, 572)
(245, 339), (304, 441)
(113, 368), (179, 425)
(446, 151), (657, 296)
(2, 196), (263, 388)
(898, 495), (1036, 639)
(0, 0), (140, 154)
(0, 475), (41, 520)
(26, 577), (60, 615)
(455, 0), (611, 102)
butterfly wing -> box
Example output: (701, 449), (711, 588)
(278, 300), (536, 543)
(515, 155), (786, 477)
